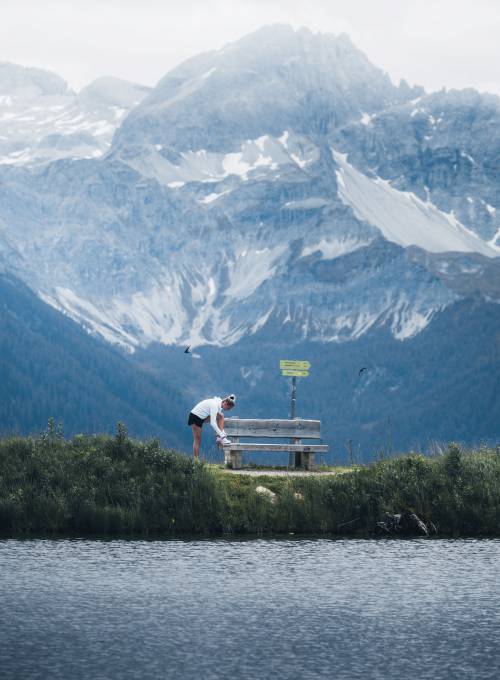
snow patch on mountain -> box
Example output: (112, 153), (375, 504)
(42, 279), (192, 349)
(301, 237), (371, 259)
(120, 132), (318, 187)
(489, 227), (500, 247)
(390, 299), (436, 340)
(226, 245), (287, 300)
(333, 150), (499, 257)
(40, 287), (138, 349)
(323, 296), (442, 343)
(199, 190), (231, 204)
(40, 257), (283, 349)
(283, 198), (330, 210)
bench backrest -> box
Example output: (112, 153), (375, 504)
(224, 418), (321, 439)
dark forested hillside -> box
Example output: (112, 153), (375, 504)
(0, 272), (186, 448)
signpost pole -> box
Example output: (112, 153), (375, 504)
(290, 376), (298, 468)
(280, 359), (311, 469)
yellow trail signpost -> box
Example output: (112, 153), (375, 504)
(281, 359), (311, 467)
(280, 359), (311, 420)
(280, 360), (311, 371)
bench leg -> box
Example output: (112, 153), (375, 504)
(303, 452), (317, 471)
(292, 438), (302, 469)
(226, 450), (242, 469)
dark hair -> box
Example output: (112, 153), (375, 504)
(224, 394), (236, 406)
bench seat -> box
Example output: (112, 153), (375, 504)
(222, 443), (328, 453)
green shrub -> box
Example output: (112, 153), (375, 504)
(1, 428), (499, 537)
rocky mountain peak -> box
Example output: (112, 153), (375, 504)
(77, 76), (151, 109)
(114, 25), (421, 153)
(0, 65), (150, 167)
(0, 62), (70, 97)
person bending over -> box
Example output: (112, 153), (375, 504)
(188, 394), (236, 460)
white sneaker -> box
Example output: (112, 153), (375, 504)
(217, 436), (232, 445)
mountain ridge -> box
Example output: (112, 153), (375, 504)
(0, 24), (498, 352)
(114, 24), (422, 154)
(0, 62), (151, 166)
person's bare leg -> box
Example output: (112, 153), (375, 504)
(191, 424), (202, 460)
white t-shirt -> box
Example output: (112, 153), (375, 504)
(191, 397), (224, 436)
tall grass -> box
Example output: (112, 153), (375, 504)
(0, 425), (220, 536)
(1, 429), (499, 537)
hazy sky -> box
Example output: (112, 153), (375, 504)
(1, 0), (499, 95)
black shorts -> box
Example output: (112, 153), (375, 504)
(188, 412), (205, 427)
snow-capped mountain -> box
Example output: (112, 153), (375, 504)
(114, 24), (420, 153)
(332, 88), (500, 247)
(0, 26), (499, 354)
(0, 63), (150, 165)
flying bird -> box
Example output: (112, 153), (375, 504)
(184, 345), (202, 359)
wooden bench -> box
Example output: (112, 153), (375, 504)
(221, 418), (329, 471)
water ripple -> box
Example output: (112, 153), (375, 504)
(1, 538), (499, 679)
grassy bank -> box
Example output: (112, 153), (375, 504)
(1, 426), (499, 537)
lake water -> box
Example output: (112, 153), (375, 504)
(1, 538), (499, 679)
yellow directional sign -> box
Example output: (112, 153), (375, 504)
(280, 360), (311, 370)
(282, 369), (309, 377)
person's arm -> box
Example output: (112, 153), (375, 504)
(209, 401), (224, 437)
